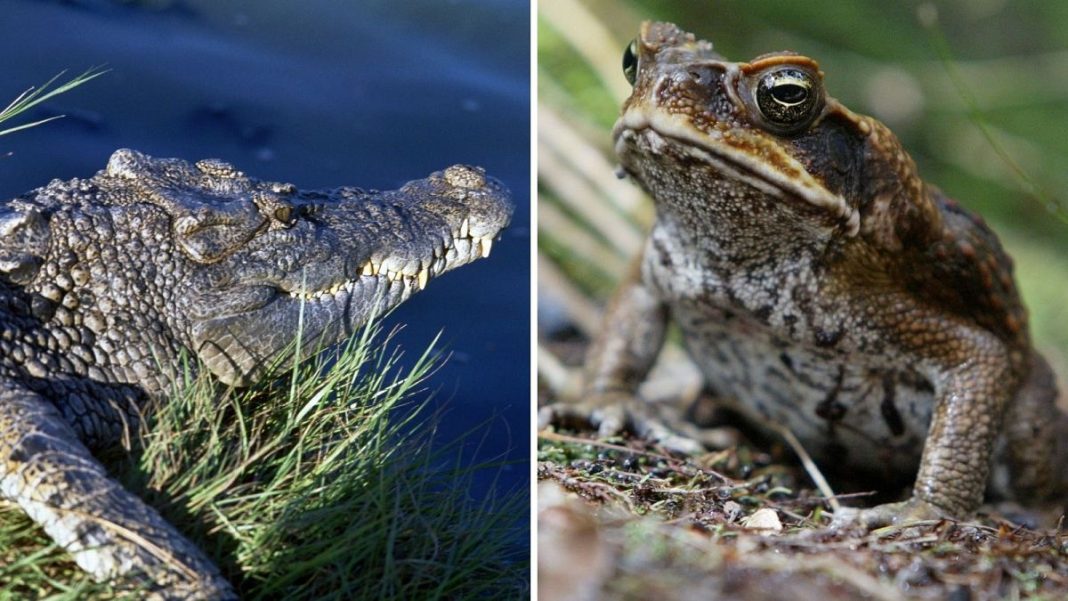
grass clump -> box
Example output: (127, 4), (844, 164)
(0, 321), (528, 600)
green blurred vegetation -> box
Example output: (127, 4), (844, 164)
(539, 0), (1068, 362)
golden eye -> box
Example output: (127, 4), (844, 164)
(273, 205), (292, 223)
(754, 67), (821, 132)
(622, 39), (639, 86)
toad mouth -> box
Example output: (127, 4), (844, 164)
(615, 108), (860, 236)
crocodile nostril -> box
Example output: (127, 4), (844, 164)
(175, 215), (200, 236)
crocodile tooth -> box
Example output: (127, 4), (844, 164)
(459, 218), (469, 239)
(361, 262), (374, 276)
(479, 236), (493, 258)
(371, 261), (381, 276)
(416, 268), (429, 291)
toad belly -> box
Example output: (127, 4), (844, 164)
(672, 302), (936, 476)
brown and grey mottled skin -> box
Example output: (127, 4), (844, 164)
(0, 149), (511, 599)
(542, 21), (1064, 526)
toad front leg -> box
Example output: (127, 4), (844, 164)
(0, 383), (235, 600)
(540, 252), (701, 453)
(838, 325), (1015, 527)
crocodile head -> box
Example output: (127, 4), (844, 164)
(136, 151), (513, 387)
(5, 149), (511, 389)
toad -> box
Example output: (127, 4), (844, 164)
(542, 21), (1063, 525)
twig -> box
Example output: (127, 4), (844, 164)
(768, 421), (839, 512)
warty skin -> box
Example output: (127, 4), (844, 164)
(544, 21), (1064, 528)
(0, 149), (511, 598)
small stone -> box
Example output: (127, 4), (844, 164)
(741, 508), (782, 531)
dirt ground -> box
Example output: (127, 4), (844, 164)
(537, 426), (1068, 601)
(537, 336), (1068, 601)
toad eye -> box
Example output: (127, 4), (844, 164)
(622, 39), (638, 85)
(754, 67), (822, 132)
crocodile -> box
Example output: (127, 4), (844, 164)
(0, 149), (511, 599)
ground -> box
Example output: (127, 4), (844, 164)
(538, 424), (1068, 601)
(538, 362), (1068, 601)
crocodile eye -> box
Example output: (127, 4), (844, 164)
(622, 39), (638, 85)
(754, 67), (821, 132)
(273, 206), (292, 223)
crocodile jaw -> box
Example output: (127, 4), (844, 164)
(187, 166), (512, 387)
(191, 231), (497, 387)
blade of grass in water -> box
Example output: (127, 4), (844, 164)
(0, 68), (106, 137)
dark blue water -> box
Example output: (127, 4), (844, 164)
(0, 0), (529, 519)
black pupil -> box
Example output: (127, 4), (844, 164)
(622, 41), (637, 84)
(754, 68), (819, 130)
(771, 83), (807, 105)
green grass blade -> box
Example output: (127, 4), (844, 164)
(0, 67), (106, 136)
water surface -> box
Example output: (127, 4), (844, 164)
(0, 0), (530, 511)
